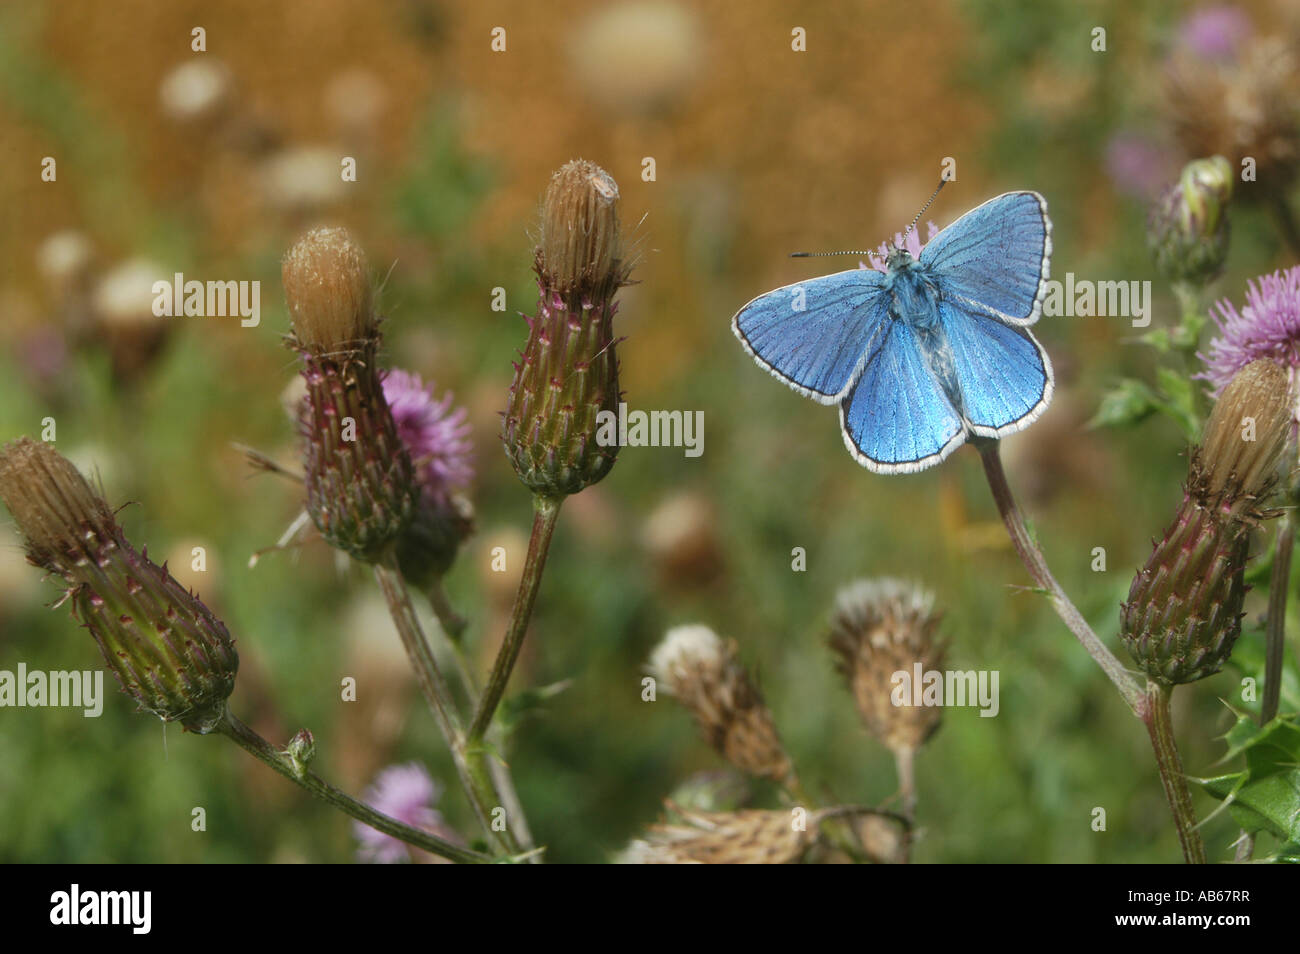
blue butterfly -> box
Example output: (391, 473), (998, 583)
(732, 191), (1054, 474)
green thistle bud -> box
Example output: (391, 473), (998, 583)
(394, 492), (474, 592)
(503, 159), (631, 498)
(283, 227), (417, 561)
(284, 728), (316, 778)
(1121, 360), (1289, 685)
(1147, 155), (1234, 286)
(0, 439), (238, 732)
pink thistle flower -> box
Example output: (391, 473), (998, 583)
(1105, 132), (1175, 199)
(1197, 265), (1300, 415)
(1176, 6), (1251, 62)
(354, 762), (462, 864)
(866, 221), (939, 273)
(382, 369), (473, 505)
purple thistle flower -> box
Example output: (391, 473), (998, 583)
(382, 369), (474, 505)
(866, 221), (939, 273)
(1176, 6), (1251, 62)
(1198, 265), (1300, 411)
(354, 762), (459, 863)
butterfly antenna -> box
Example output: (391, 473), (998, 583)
(789, 249), (876, 258)
(899, 178), (947, 247)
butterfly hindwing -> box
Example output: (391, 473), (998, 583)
(919, 191), (1051, 326)
(731, 268), (887, 404)
(937, 300), (1053, 437)
(839, 318), (966, 474)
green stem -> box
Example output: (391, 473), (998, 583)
(426, 582), (538, 857)
(468, 494), (563, 741)
(1142, 682), (1207, 864)
(216, 711), (491, 864)
(977, 442), (1146, 716)
(373, 553), (519, 854)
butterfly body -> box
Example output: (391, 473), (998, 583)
(732, 191), (1054, 474)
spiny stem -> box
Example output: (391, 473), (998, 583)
(976, 442), (1146, 716)
(1142, 682), (1207, 864)
(217, 710), (491, 864)
(469, 494), (563, 741)
(1262, 516), (1293, 725)
(1238, 515), (1297, 859)
(424, 581), (538, 856)
(373, 552), (519, 854)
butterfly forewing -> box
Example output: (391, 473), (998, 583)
(919, 191), (1051, 326)
(731, 268), (887, 404)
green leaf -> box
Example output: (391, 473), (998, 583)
(1139, 328), (1173, 354)
(1196, 716), (1300, 844)
(1228, 626), (1300, 719)
(1153, 368), (1201, 441)
(1089, 379), (1160, 430)
(496, 678), (574, 735)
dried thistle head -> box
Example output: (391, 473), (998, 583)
(649, 625), (795, 784)
(503, 158), (631, 498)
(0, 436), (117, 575)
(1196, 358), (1291, 513)
(0, 438), (238, 731)
(828, 579), (946, 754)
(539, 159), (625, 302)
(1122, 360), (1291, 685)
(282, 226), (376, 353)
(1166, 36), (1300, 197)
(617, 803), (829, 864)
(283, 227), (417, 561)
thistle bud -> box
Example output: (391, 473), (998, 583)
(1147, 156), (1233, 286)
(285, 728), (316, 778)
(828, 579), (946, 755)
(618, 804), (830, 864)
(284, 227), (416, 561)
(649, 625), (795, 784)
(0, 439), (238, 732)
(1122, 360), (1289, 685)
(502, 159), (630, 498)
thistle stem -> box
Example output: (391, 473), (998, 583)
(425, 584), (539, 857)
(894, 745), (917, 823)
(217, 710), (491, 864)
(373, 553), (519, 854)
(1142, 682), (1207, 864)
(469, 494), (563, 742)
(1262, 516), (1294, 725)
(976, 442), (1146, 715)
(893, 745), (918, 864)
